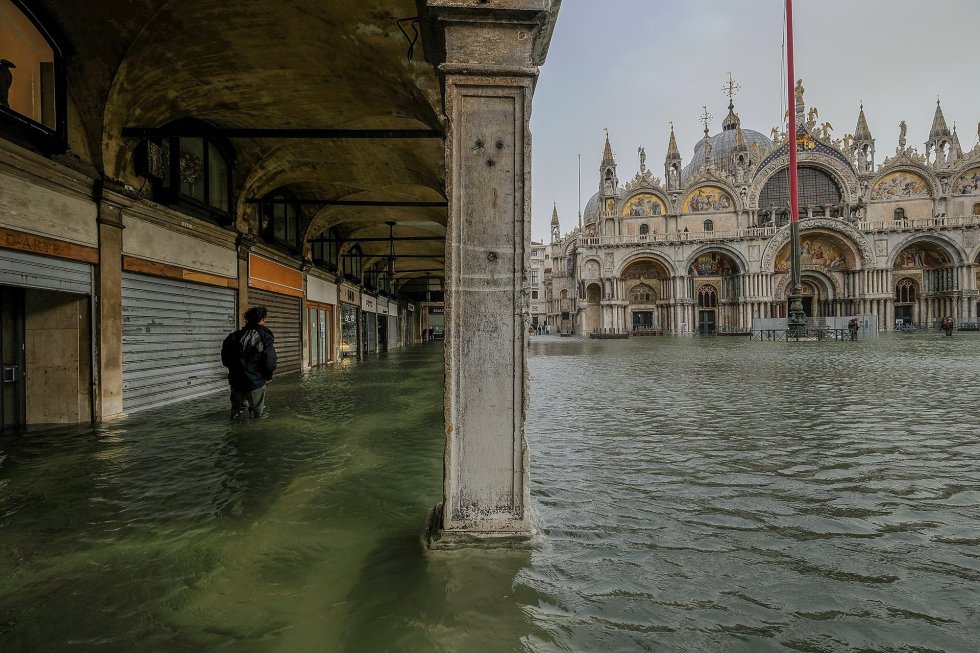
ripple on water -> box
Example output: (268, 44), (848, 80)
(525, 333), (980, 652)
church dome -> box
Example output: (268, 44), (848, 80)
(681, 128), (772, 183)
(583, 189), (623, 225)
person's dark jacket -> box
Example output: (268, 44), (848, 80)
(221, 324), (277, 391)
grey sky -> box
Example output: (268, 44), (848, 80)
(530, 0), (980, 242)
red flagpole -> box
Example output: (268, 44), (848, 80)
(786, 0), (799, 224)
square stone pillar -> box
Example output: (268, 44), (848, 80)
(94, 195), (124, 420)
(425, 0), (560, 548)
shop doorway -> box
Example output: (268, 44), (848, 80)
(1, 287), (25, 432)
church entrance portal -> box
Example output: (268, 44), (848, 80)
(698, 310), (716, 334)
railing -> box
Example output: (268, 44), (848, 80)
(857, 215), (980, 232)
(751, 328), (852, 341)
(577, 216), (980, 248)
(581, 227), (778, 247)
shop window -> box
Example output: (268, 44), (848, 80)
(0, 0), (66, 150)
(140, 119), (233, 223)
(260, 189), (301, 252)
(894, 207), (906, 220)
(703, 219), (714, 232)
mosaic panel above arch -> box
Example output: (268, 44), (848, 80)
(955, 167), (980, 196)
(895, 242), (950, 269)
(621, 193), (665, 217)
(683, 186), (734, 213)
(622, 259), (669, 280)
(871, 171), (930, 200)
(689, 251), (739, 277)
(774, 233), (853, 272)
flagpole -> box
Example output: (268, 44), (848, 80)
(785, 0), (806, 334)
(577, 154), (582, 229)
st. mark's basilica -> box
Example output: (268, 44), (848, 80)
(531, 79), (980, 335)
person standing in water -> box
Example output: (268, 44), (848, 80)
(221, 306), (277, 418)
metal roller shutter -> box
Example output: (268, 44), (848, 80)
(248, 288), (302, 374)
(364, 312), (377, 353)
(388, 315), (398, 350)
(0, 249), (93, 294)
(122, 273), (236, 413)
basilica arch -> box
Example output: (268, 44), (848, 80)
(761, 219), (874, 273)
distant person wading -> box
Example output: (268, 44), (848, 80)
(221, 306), (278, 418)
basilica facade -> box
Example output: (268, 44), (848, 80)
(541, 83), (980, 335)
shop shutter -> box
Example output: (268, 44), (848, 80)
(0, 249), (93, 295)
(121, 273), (236, 413)
(247, 287), (302, 374)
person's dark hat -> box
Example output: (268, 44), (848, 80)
(0, 60), (16, 68)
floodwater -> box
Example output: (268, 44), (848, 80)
(1, 334), (978, 652)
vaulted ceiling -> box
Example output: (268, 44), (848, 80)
(31, 0), (448, 290)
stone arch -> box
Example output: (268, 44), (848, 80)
(584, 282), (602, 303)
(761, 219), (875, 272)
(617, 252), (675, 278)
(752, 155), (857, 209)
(887, 233), (965, 269)
(581, 257), (602, 279)
(773, 268), (842, 301)
(684, 244), (748, 276)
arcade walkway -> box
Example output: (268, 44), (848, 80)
(0, 344), (536, 652)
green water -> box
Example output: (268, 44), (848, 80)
(1, 335), (979, 652)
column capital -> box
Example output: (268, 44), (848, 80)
(424, 0), (560, 76)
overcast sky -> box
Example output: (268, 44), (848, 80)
(530, 0), (980, 242)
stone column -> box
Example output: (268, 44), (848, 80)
(94, 189), (124, 420)
(426, 0), (560, 547)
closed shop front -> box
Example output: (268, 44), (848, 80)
(248, 254), (303, 375)
(121, 272), (236, 413)
(362, 293), (378, 354)
(307, 302), (334, 367)
(248, 287), (302, 375)
(388, 313), (398, 350)
(339, 301), (359, 357)
(306, 275), (337, 367)
(1, 248), (95, 429)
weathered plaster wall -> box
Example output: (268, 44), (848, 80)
(122, 216), (237, 278)
(0, 170), (97, 246)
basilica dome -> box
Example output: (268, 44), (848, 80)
(583, 188), (621, 226)
(681, 127), (772, 183)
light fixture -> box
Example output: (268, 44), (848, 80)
(383, 220), (396, 293)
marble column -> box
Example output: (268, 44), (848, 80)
(426, 0), (560, 548)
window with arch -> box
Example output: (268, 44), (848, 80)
(973, 203), (980, 217)
(703, 219), (714, 232)
(629, 283), (656, 304)
(894, 207), (906, 221)
(639, 223), (649, 236)
(142, 119), (234, 223)
(260, 189), (301, 251)
(757, 166), (842, 218)
(342, 244), (363, 282)
(0, 0), (66, 148)
(310, 227), (340, 271)
(697, 285), (718, 308)
(895, 278), (917, 304)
